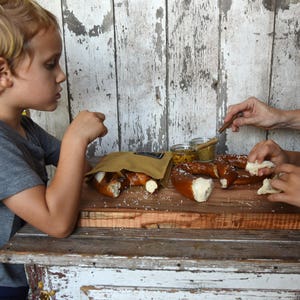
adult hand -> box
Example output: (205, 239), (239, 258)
(224, 97), (281, 131)
(267, 164), (300, 207)
(247, 139), (289, 176)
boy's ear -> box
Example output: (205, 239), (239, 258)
(0, 57), (13, 92)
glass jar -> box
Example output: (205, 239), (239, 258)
(170, 143), (197, 165)
(190, 137), (216, 162)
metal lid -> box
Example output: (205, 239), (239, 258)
(170, 143), (192, 151)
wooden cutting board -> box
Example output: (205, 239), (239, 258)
(78, 180), (300, 229)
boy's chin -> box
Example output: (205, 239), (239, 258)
(42, 103), (59, 112)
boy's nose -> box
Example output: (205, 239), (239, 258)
(57, 66), (66, 83)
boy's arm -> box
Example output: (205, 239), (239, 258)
(3, 136), (87, 238)
(4, 111), (107, 238)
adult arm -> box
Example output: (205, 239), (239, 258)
(223, 97), (300, 131)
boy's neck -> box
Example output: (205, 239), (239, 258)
(0, 108), (25, 135)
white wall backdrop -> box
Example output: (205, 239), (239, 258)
(33, 0), (300, 157)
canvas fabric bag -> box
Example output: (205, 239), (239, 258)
(86, 152), (173, 186)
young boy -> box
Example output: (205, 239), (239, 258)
(0, 1), (107, 298)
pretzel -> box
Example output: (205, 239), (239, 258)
(124, 171), (158, 194)
(93, 155), (269, 201)
(215, 154), (248, 169)
(171, 155), (268, 202)
(215, 161), (238, 188)
(93, 171), (158, 198)
(171, 165), (214, 202)
(93, 172), (129, 198)
(124, 171), (152, 186)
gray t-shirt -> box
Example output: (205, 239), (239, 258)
(0, 116), (61, 287)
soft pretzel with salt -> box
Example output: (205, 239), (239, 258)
(93, 155), (273, 201)
(93, 170), (158, 198)
(171, 155), (269, 202)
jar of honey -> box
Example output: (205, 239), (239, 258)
(170, 143), (197, 165)
(190, 137), (217, 162)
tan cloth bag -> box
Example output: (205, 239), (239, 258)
(86, 152), (173, 186)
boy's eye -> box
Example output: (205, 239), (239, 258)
(45, 56), (60, 70)
(45, 61), (56, 70)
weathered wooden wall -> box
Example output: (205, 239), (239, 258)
(34, 0), (300, 157)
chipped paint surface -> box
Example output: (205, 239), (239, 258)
(34, 0), (300, 156)
(219, 1), (275, 154)
(26, 264), (300, 299)
(268, 1), (300, 149)
(64, 9), (87, 36)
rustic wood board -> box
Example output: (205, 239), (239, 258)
(62, 0), (119, 154)
(115, 0), (167, 152)
(32, 0), (69, 141)
(3, 225), (300, 263)
(220, 1), (274, 154)
(2, 225), (299, 300)
(34, 1), (300, 158)
(168, 0), (219, 146)
(79, 180), (300, 229)
(268, 2), (300, 150)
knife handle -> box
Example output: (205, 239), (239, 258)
(218, 113), (241, 133)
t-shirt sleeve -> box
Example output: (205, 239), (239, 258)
(0, 140), (44, 201)
(25, 117), (61, 166)
(37, 128), (61, 166)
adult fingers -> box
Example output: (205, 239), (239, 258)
(226, 102), (246, 121)
(268, 192), (288, 203)
(270, 176), (286, 192)
(275, 163), (296, 175)
(247, 141), (272, 163)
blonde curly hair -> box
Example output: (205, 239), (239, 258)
(0, 0), (59, 74)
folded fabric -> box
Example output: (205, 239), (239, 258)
(86, 152), (173, 186)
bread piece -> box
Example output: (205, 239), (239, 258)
(257, 178), (281, 195)
(145, 179), (158, 194)
(94, 171), (106, 183)
(246, 160), (275, 176)
(94, 171), (122, 198)
(192, 177), (214, 202)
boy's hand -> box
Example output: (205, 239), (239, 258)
(67, 110), (108, 145)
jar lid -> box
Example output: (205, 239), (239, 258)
(190, 137), (213, 145)
(170, 143), (192, 151)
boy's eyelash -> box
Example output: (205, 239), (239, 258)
(44, 55), (61, 70)
(45, 61), (57, 69)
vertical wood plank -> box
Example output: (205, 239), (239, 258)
(34, 0), (69, 140)
(62, 0), (118, 156)
(168, 0), (219, 147)
(114, 0), (167, 152)
(32, 1), (299, 158)
(268, 1), (300, 150)
(219, 1), (275, 154)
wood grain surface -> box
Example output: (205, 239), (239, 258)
(79, 180), (300, 229)
(2, 225), (300, 263)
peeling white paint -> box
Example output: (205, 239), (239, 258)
(34, 0), (300, 156)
